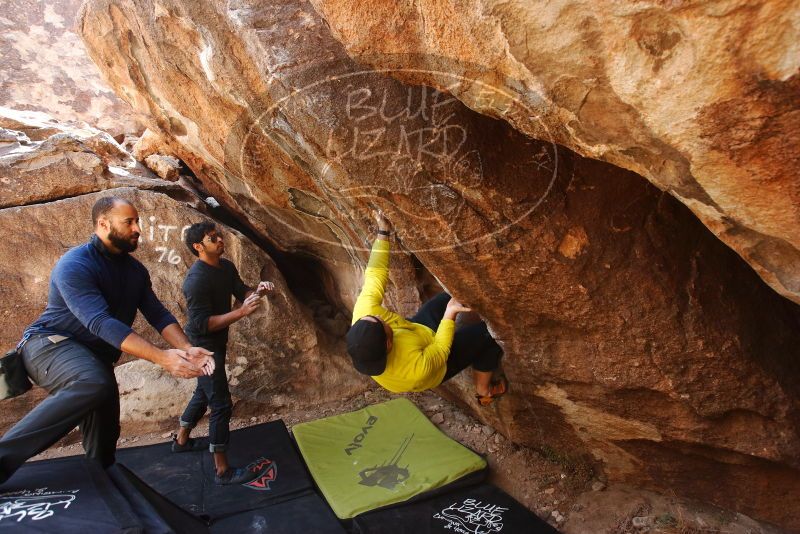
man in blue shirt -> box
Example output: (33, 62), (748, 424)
(0, 196), (215, 483)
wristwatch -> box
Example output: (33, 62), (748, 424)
(377, 230), (391, 236)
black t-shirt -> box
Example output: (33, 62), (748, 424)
(182, 258), (250, 349)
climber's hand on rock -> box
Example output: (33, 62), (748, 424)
(373, 209), (391, 233)
(444, 298), (471, 320)
(239, 293), (263, 317)
(256, 280), (275, 296)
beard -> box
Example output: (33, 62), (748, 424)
(109, 226), (139, 253)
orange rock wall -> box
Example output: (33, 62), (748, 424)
(75, 0), (800, 529)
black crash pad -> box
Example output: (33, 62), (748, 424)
(352, 483), (561, 534)
(116, 420), (313, 520)
(107, 464), (209, 534)
(0, 456), (197, 534)
(210, 492), (346, 534)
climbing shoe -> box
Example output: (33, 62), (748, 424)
(171, 435), (200, 453)
(214, 467), (258, 485)
(476, 376), (508, 407)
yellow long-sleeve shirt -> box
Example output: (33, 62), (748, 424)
(351, 239), (455, 392)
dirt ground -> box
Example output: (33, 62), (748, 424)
(37, 387), (786, 534)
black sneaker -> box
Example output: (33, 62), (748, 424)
(171, 435), (198, 453)
(214, 467), (257, 485)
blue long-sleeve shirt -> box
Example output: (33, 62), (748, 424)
(23, 235), (178, 364)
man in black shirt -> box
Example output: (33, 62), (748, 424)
(173, 221), (274, 485)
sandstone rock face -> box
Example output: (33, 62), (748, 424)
(309, 0), (800, 307)
(77, 1), (800, 529)
(143, 154), (181, 181)
(132, 129), (172, 162)
(0, 107), (169, 208)
(115, 360), (195, 432)
(0, 113), (367, 436)
(0, 0), (143, 136)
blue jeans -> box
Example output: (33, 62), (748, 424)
(179, 347), (231, 452)
(0, 335), (119, 483)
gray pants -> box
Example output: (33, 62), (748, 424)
(0, 335), (120, 483)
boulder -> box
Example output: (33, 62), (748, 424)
(0, 107), (176, 208)
(143, 154), (181, 181)
(131, 128), (173, 162)
(115, 360), (196, 433)
(0, 0), (143, 137)
(118, 133), (139, 153)
(76, 0), (800, 528)
(309, 0), (800, 305)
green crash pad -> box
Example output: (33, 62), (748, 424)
(293, 398), (487, 519)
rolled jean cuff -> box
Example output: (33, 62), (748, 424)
(209, 442), (227, 453)
(179, 419), (196, 429)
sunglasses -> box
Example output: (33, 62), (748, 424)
(204, 233), (223, 243)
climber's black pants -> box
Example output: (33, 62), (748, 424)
(409, 292), (503, 382)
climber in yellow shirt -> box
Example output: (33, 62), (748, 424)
(346, 211), (507, 405)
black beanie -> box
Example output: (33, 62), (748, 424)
(346, 318), (387, 375)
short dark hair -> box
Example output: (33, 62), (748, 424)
(91, 196), (132, 226)
(185, 221), (217, 257)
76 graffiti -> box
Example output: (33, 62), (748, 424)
(139, 215), (192, 265)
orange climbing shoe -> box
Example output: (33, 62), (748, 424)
(476, 376), (508, 406)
